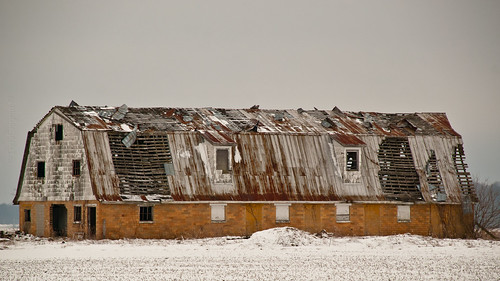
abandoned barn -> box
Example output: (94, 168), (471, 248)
(14, 103), (477, 239)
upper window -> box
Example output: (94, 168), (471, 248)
(275, 204), (290, 223)
(397, 205), (411, 222)
(336, 204), (350, 222)
(139, 206), (153, 222)
(216, 148), (230, 172)
(37, 161), (45, 178)
(24, 209), (31, 222)
(55, 124), (63, 141)
(73, 160), (81, 176)
(211, 204), (226, 222)
(74, 206), (82, 223)
(346, 150), (359, 171)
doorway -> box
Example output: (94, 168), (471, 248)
(88, 206), (96, 238)
(51, 204), (67, 237)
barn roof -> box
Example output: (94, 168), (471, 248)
(51, 104), (460, 140)
(20, 103), (472, 204)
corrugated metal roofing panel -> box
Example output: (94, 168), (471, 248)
(82, 131), (121, 201)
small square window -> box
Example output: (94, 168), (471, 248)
(397, 205), (411, 222)
(24, 209), (31, 222)
(73, 160), (81, 176)
(346, 150), (359, 171)
(74, 206), (82, 222)
(55, 124), (63, 141)
(275, 204), (290, 223)
(211, 204), (226, 222)
(37, 161), (45, 178)
(336, 204), (350, 222)
(216, 149), (230, 172)
(140, 206), (153, 222)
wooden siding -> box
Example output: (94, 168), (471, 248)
(82, 131), (121, 201)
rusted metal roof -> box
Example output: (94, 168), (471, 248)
(24, 105), (471, 203)
(53, 105), (461, 138)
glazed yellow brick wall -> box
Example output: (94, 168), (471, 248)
(18, 201), (473, 239)
(18, 201), (97, 238)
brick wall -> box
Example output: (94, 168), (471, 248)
(19, 201), (473, 239)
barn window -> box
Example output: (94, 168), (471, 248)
(336, 203), (351, 222)
(346, 150), (359, 171)
(24, 209), (31, 222)
(139, 206), (153, 222)
(55, 124), (63, 141)
(397, 205), (411, 222)
(210, 204), (226, 222)
(37, 161), (45, 178)
(216, 148), (230, 173)
(73, 206), (82, 223)
(275, 204), (290, 223)
(72, 160), (81, 176)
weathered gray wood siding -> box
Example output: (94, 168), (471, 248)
(408, 135), (463, 203)
(18, 112), (94, 202)
(82, 131), (121, 201)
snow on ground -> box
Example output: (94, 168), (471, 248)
(1, 227), (499, 280)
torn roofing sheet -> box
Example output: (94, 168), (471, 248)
(50, 105), (461, 138)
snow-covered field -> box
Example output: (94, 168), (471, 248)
(1, 226), (499, 280)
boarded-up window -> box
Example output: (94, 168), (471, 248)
(216, 149), (230, 172)
(37, 161), (45, 178)
(55, 124), (63, 141)
(139, 206), (153, 222)
(275, 204), (290, 223)
(336, 204), (350, 222)
(397, 205), (411, 222)
(346, 150), (359, 171)
(73, 160), (81, 176)
(211, 204), (226, 222)
(24, 209), (31, 222)
(74, 206), (82, 222)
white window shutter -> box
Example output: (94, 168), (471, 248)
(211, 204), (226, 222)
(336, 204), (350, 222)
(397, 205), (411, 222)
(275, 204), (290, 222)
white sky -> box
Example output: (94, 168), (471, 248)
(1, 0), (499, 204)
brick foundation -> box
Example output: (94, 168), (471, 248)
(19, 201), (474, 239)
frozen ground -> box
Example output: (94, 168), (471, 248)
(1, 226), (499, 280)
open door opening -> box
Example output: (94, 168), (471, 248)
(51, 204), (67, 237)
(88, 206), (96, 239)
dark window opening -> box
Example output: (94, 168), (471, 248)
(216, 149), (230, 172)
(140, 206), (153, 222)
(346, 151), (359, 171)
(24, 209), (31, 222)
(73, 160), (81, 176)
(37, 161), (45, 178)
(74, 206), (82, 222)
(55, 124), (63, 141)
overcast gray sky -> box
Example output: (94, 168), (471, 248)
(1, 0), (499, 204)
